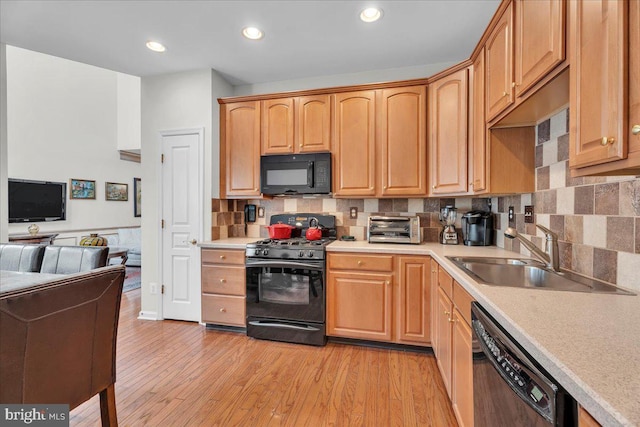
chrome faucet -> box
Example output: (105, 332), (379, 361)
(504, 225), (560, 272)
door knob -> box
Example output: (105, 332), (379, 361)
(190, 239), (197, 245)
(632, 125), (640, 135)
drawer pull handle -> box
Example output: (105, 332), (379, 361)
(357, 260), (363, 266)
(220, 255), (226, 260)
(385, 281), (390, 286)
(449, 318), (456, 323)
(220, 308), (227, 313)
(444, 310), (450, 316)
(220, 279), (226, 283)
(502, 91), (508, 97)
(601, 137), (615, 146)
(631, 125), (640, 135)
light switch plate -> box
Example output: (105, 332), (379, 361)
(524, 205), (534, 223)
(508, 206), (515, 227)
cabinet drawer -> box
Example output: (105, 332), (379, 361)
(328, 253), (394, 272)
(202, 294), (245, 326)
(202, 248), (245, 265)
(453, 281), (473, 326)
(202, 265), (245, 296)
(438, 266), (454, 298)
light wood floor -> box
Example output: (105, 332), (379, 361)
(70, 288), (458, 426)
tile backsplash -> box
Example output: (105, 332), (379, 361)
(211, 108), (640, 291)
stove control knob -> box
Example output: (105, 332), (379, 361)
(307, 251), (314, 257)
(299, 250), (305, 258)
(262, 249), (269, 256)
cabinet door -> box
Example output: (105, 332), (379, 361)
(514, 0), (565, 97)
(429, 69), (469, 195)
(261, 98), (294, 155)
(332, 91), (376, 196)
(223, 101), (261, 197)
(569, 0), (627, 168)
(396, 256), (430, 345)
(297, 95), (331, 153)
(379, 86), (427, 197)
(435, 286), (453, 397)
(452, 309), (473, 427)
(486, 1), (514, 121)
(430, 259), (440, 350)
(629, 0), (640, 156)
(470, 49), (488, 193)
(327, 271), (393, 341)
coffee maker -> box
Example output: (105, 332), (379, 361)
(461, 210), (494, 246)
(439, 205), (459, 245)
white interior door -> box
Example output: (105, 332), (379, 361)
(161, 129), (203, 322)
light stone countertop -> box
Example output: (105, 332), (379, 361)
(199, 238), (640, 426)
(198, 238), (257, 249)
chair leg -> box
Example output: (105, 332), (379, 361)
(99, 384), (118, 427)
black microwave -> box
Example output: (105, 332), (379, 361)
(260, 152), (331, 195)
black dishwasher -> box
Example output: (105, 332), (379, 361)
(471, 303), (577, 426)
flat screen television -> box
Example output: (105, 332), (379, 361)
(8, 178), (67, 223)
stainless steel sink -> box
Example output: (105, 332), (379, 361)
(447, 256), (636, 295)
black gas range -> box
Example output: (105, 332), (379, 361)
(245, 213), (336, 346)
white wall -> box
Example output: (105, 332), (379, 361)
(0, 44), (8, 242)
(140, 69), (232, 318)
(117, 72), (141, 150)
(233, 61), (456, 96)
(5, 46), (141, 238)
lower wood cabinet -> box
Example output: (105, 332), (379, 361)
(327, 253), (431, 346)
(201, 248), (246, 326)
(578, 406), (602, 427)
(433, 265), (474, 427)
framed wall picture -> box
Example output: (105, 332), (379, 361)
(134, 177), (141, 217)
(70, 178), (96, 199)
(105, 182), (128, 201)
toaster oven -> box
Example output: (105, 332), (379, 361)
(367, 216), (421, 244)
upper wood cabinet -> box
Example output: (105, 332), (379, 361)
(514, 0), (565, 97)
(332, 91), (377, 197)
(470, 49), (488, 193)
(297, 95), (332, 153)
(221, 101), (261, 198)
(486, 1), (514, 121)
(262, 95), (331, 155)
(261, 98), (294, 155)
(429, 69), (469, 195)
(378, 86), (428, 197)
(570, 0), (640, 176)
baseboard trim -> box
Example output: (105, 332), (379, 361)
(138, 311), (159, 321)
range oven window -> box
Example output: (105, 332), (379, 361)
(246, 260), (325, 324)
(259, 267), (321, 305)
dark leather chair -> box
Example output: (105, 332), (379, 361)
(0, 243), (46, 272)
(40, 245), (108, 274)
(0, 265), (125, 426)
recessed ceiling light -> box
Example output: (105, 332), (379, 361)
(146, 41), (166, 52)
(360, 7), (383, 23)
(242, 27), (264, 40)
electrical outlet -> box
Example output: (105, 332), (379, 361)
(150, 283), (157, 294)
(508, 206), (515, 227)
(257, 206), (265, 218)
(349, 207), (358, 219)
(524, 205), (534, 223)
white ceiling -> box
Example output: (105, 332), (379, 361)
(0, 0), (500, 86)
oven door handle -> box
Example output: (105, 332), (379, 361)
(246, 260), (324, 270)
(248, 320), (320, 331)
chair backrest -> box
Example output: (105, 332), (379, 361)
(40, 245), (108, 274)
(0, 266), (125, 410)
(0, 244), (46, 272)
